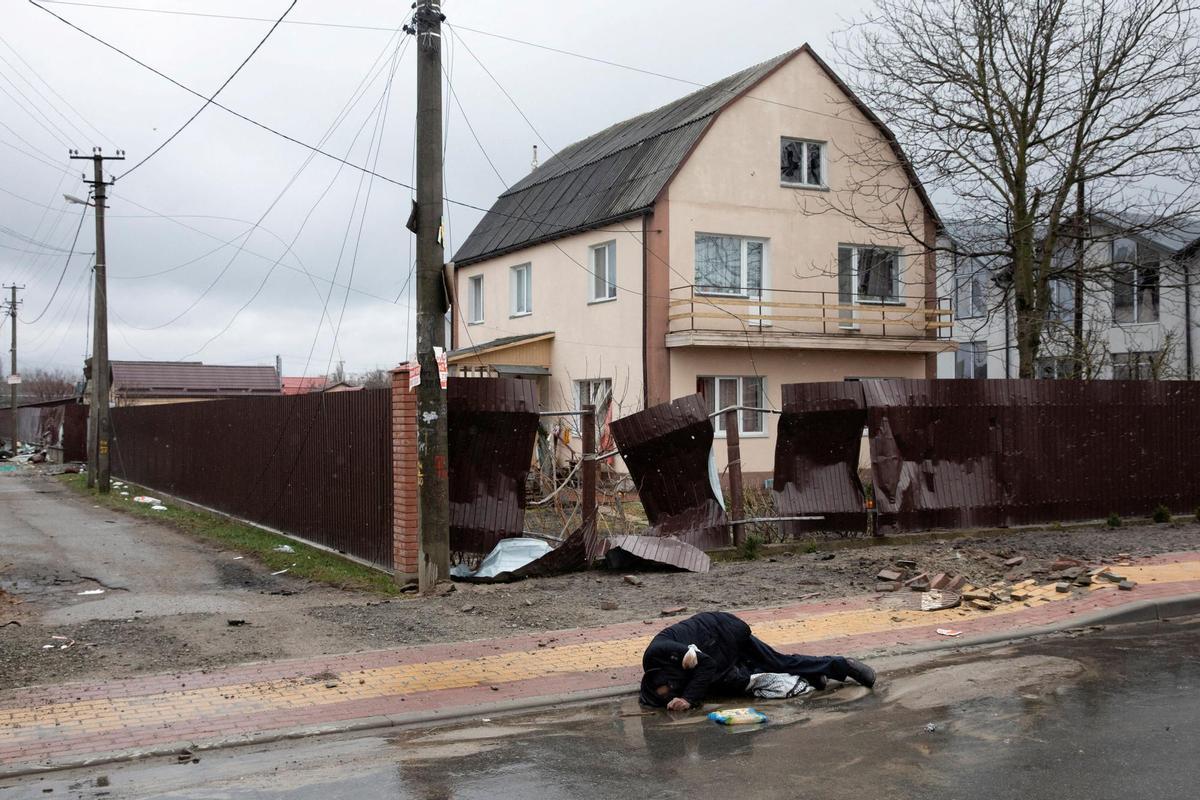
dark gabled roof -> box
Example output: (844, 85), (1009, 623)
(109, 361), (280, 397)
(453, 51), (797, 266)
(454, 46), (941, 268)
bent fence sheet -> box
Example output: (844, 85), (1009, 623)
(0, 400), (87, 461)
(609, 394), (729, 550)
(861, 379), (1200, 531)
(447, 377), (540, 555)
(110, 390), (393, 568)
(773, 382), (868, 535)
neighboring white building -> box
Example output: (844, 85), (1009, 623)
(937, 221), (1200, 381)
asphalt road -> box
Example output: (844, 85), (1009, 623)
(5, 617), (1199, 800)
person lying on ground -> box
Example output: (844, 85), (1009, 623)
(639, 611), (876, 711)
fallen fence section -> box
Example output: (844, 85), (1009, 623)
(110, 390), (393, 569)
(0, 398), (87, 462)
(773, 382), (868, 535)
(861, 379), (1200, 532)
(604, 534), (711, 573)
(447, 377), (540, 555)
(609, 394), (730, 550)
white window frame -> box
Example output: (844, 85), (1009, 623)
(780, 137), (826, 188)
(467, 274), (484, 324)
(698, 375), (767, 437)
(1111, 238), (1160, 325)
(839, 244), (903, 306)
(694, 233), (768, 300)
(510, 263), (531, 317)
(1112, 351), (1159, 380)
(588, 241), (617, 303)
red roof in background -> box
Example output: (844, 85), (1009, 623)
(281, 376), (328, 395)
(110, 361), (280, 397)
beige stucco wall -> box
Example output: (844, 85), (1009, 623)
(669, 347), (924, 477)
(665, 49), (935, 337)
(454, 228), (647, 418)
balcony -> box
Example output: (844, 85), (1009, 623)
(666, 285), (955, 352)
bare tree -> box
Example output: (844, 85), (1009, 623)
(20, 367), (79, 402)
(834, 0), (1200, 376)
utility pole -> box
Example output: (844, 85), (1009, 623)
(3, 285), (21, 456)
(407, 1), (450, 591)
(71, 147), (124, 493)
(1072, 171), (1086, 379)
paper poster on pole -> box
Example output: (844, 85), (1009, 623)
(408, 361), (420, 389)
(434, 347), (448, 388)
(6, 374), (20, 385)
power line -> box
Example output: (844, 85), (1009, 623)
(39, 0), (398, 32)
(120, 0), (297, 179)
(0, 74), (74, 148)
(21, 208), (87, 323)
(0, 31), (115, 148)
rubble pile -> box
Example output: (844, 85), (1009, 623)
(872, 550), (1139, 612)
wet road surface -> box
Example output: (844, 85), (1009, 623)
(5, 617), (1199, 799)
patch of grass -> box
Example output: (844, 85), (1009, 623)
(1107, 512), (1122, 529)
(803, 540), (819, 554)
(58, 474), (398, 595)
(1152, 504), (1172, 524)
(738, 533), (764, 561)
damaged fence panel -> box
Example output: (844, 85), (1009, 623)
(604, 534), (711, 573)
(610, 394), (729, 550)
(862, 379), (1200, 531)
(773, 382), (868, 535)
(446, 377), (540, 555)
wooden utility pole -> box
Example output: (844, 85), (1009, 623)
(1071, 172), (1086, 378)
(409, 1), (450, 591)
(3, 285), (21, 456)
(724, 408), (745, 547)
(71, 148), (124, 494)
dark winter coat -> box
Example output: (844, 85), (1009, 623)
(639, 612), (753, 707)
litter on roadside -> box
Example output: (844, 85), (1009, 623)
(77, 589), (105, 596)
(151, 505), (167, 511)
(936, 628), (963, 637)
(450, 537), (553, 581)
(132, 496), (160, 504)
(708, 708), (768, 725)
(272, 544), (296, 554)
(270, 569), (289, 576)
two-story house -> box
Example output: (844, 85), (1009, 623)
(938, 219), (1199, 381)
(448, 46), (951, 480)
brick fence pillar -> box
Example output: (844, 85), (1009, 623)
(391, 366), (419, 585)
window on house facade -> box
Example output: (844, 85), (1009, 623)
(575, 378), (612, 441)
(694, 234), (765, 298)
(955, 340), (988, 378)
(589, 242), (616, 302)
(510, 263), (531, 316)
(1112, 351), (1160, 380)
(697, 376), (765, 436)
(1048, 278), (1075, 324)
(780, 138), (825, 187)
(838, 245), (901, 325)
(1112, 238), (1160, 323)
(1035, 356), (1074, 379)
(953, 253), (987, 319)
(467, 274), (484, 324)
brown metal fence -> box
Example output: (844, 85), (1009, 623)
(109, 389), (393, 568)
(862, 379), (1200, 531)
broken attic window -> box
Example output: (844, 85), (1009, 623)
(781, 138), (824, 186)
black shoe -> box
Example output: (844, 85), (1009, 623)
(807, 674), (828, 691)
(844, 658), (876, 688)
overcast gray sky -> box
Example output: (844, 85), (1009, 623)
(1, 0), (868, 378)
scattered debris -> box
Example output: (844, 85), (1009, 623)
(605, 535), (711, 574)
(272, 544), (296, 554)
(76, 589), (105, 596)
(1004, 556), (1026, 567)
(935, 628), (963, 637)
(600, 600), (619, 611)
(876, 568), (904, 582)
(969, 599), (995, 611)
(132, 496), (160, 505)
(1055, 582), (1070, 593)
(816, 552), (835, 561)
(270, 569), (289, 576)
(708, 707), (769, 725)
(920, 591), (961, 611)
(661, 606), (687, 616)
(622, 575), (644, 587)
(450, 537), (553, 581)
(460, 604), (475, 613)
(905, 573), (931, 592)
(226, 620), (247, 627)
(151, 505), (167, 511)
(924, 722), (938, 733)
(1119, 580), (1137, 591)
(875, 581), (900, 593)
(895, 559), (918, 569)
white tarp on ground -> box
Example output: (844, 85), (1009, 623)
(450, 537), (553, 580)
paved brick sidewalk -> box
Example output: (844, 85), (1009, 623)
(3, 552), (1199, 775)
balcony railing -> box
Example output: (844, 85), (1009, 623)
(668, 285), (953, 340)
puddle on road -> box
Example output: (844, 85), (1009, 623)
(881, 654), (1086, 710)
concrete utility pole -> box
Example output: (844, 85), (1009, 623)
(3, 285), (22, 455)
(408, 1), (450, 591)
(71, 147), (124, 493)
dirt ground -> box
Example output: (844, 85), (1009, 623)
(3, 467), (1199, 690)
